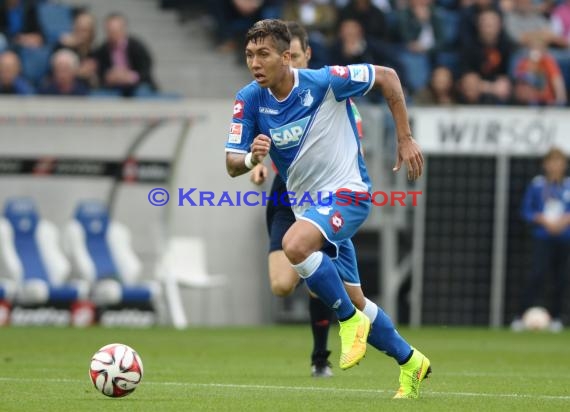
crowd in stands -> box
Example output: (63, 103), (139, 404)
(0, 0), (158, 98)
(187, 0), (570, 107)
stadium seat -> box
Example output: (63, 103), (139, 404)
(0, 197), (88, 306)
(18, 46), (52, 86)
(158, 236), (226, 329)
(63, 200), (161, 309)
(37, 2), (74, 46)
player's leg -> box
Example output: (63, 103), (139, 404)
(266, 176), (301, 297)
(282, 219), (369, 370)
(335, 240), (430, 399)
(286, 195), (375, 370)
(550, 239), (570, 332)
(267, 251), (299, 296)
(265, 177), (333, 374)
(512, 237), (551, 331)
(308, 290), (334, 377)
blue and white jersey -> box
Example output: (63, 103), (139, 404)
(521, 175), (570, 240)
(225, 64), (374, 215)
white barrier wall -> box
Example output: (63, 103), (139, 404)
(413, 106), (570, 155)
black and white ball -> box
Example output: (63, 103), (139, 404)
(89, 343), (144, 397)
(522, 306), (551, 331)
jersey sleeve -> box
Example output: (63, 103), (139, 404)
(225, 90), (257, 154)
(328, 64), (375, 102)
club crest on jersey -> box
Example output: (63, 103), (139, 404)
(233, 100), (244, 119)
(331, 65), (349, 78)
(269, 116), (310, 149)
(330, 211), (344, 233)
(298, 89), (314, 107)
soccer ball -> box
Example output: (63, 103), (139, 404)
(89, 343), (144, 397)
(522, 306), (551, 331)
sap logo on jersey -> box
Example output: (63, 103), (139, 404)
(270, 116), (310, 149)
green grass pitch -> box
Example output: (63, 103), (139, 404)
(0, 326), (568, 411)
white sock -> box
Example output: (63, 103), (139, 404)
(362, 298), (379, 322)
(292, 251), (323, 279)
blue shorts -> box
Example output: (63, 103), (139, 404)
(298, 192), (371, 285)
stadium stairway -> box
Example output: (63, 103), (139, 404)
(65, 0), (251, 98)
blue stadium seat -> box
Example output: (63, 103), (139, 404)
(63, 200), (160, 307)
(18, 46), (51, 86)
(0, 197), (88, 305)
(37, 2), (73, 46)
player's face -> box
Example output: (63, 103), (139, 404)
(245, 37), (290, 88)
(289, 38), (311, 69)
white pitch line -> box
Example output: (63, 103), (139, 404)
(1, 377), (569, 401)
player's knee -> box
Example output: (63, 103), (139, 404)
(270, 277), (295, 297)
(282, 233), (312, 265)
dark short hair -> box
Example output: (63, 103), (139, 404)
(543, 147), (567, 162)
(245, 19), (290, 54)
(285, 21), (309, 52)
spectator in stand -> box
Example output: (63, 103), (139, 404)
(460, 9), (513, 104)
(282, 0), (337, 67)
(0, 0), (43, 49)
(211, 0), (284, 52)
(504, 0), (568, 48)
(329, 18), (402, 100)
(337, 0), (389, 43)
(0, 50), (34, 94)
(458, 0), (502, 46)
(39, 49), (89, 96)
(512, 39), (567, 106)
(94, 12), (157, 97)
(551, 0), (570, 46)
(329, 19), (377, 65)
(413, 66), (455, 105)
(456, 71), (497, 104)
(55, 11), (98, 89)
(398, 0), (444, 58)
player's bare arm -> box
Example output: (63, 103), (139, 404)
(226, 134), (271, 177)
(373, 66), (424, 181)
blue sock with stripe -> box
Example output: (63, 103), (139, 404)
(293, 251), (355, 321)
(362, 298), (412, 364)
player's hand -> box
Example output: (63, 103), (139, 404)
(250, 163), (268, 185)
(393, 135), (424, 181)
(251, 134), (271, 164)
